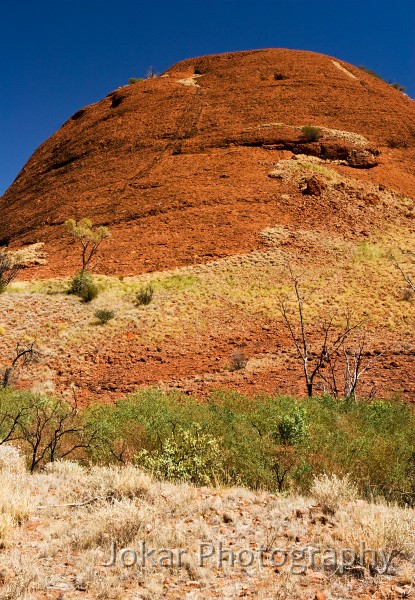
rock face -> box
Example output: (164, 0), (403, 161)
(302, 175), (326, 197)
(1, 48), (415, 277)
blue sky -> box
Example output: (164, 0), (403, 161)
(1, 0), (414, 195)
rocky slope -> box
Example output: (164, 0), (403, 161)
(1, 49), (415, 401)
(1, 48), (414, 277)
(0, 457), (414, 599)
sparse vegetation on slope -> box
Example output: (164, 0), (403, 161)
(2, 223), (415, 400)
(0, 448), (413, 598)
(358, 65), (406, 93)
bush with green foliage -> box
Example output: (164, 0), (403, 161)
(390, 82), (406, 92)
(2, 386), (415, 504)
(84, 389), (415, 503)
(301, 126), (322, 142)
(358, 66), (406, 92)
(94, 309), (115, 325)
(128, 77), (144, 85)
(135, 283), (154, 306)
(277, 407), (307, 445)
(137, 424), (225, 485)
(68, 270), (99, 302)
(358, 65), (383, 80)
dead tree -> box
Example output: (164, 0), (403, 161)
(318, 327), (382, 401)
(2, 342), (40, 388)
(277, 265), (362, 398)
(392, 254), (415, 295)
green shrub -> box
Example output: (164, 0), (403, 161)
(390, 82), (406, 93)
(358, 65), (383, 80)
(137, 424), (225, 485)
(277, 407), (307, 446)
(128, 77), (144, 85)
(94, 309), (115, 325)
(135, 284), (154, 306)
(68, 271), (98, 302)
(358, 66), (406, 92)
(301, 126), (322, 142)
(81, 389), (415, 503)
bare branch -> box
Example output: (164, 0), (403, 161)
(278, 263), (375, 399)
(2, 341), (40, 388)
(392, 255), (415, 293)
(36, 495), (111, 510)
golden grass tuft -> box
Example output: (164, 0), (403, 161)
(311, 473), (358, 514)
(336, 501), (415, 562)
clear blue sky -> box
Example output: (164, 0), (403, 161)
(1, 0), (414, 195)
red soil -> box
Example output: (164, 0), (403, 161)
(1, 48), (414, 277)
(1, 49), (415, 401)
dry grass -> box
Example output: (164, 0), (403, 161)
(0, 445), (26, 473)
(68, 498), (147, 549)
(311, 473), (358, 514)
(336, 501), (415, 563)
(0, 469), (35, 547)
(0, 181), (414, 397)
(0, 446), (412, 598)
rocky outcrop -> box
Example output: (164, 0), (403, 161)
(0, 48), (414, 276)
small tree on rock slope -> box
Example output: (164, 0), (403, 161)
(65, 218), (110, 273)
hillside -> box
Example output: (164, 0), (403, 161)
(1, 48), (415, 600)
(0, 453), (414, 599)
(1, 48), (415, 276)
(0, 49), (415, 401)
